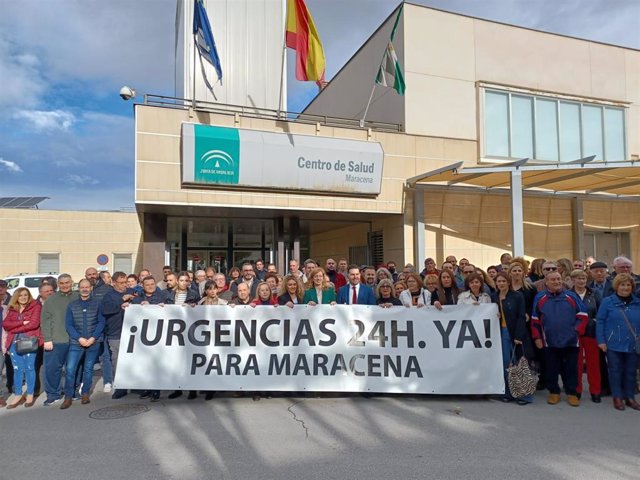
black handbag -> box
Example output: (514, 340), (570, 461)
(14, 334), (39, 355)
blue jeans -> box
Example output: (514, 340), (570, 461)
(606, 350), (638, 400)
(100, 340), (113, 385)
(43, 343), (70, 401)
(64, 343), (100, 398)
(8, 342), (37, 396)
(501, 327), (533, 403)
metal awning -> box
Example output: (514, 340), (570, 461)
(407, 157), (640, 263)
(406, 157), (640, 197)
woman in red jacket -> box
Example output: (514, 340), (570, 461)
(3, 287), (42, 408)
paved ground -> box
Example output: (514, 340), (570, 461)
(1, 382), (639, 480)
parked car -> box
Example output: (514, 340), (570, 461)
(3, 273), (58, 298)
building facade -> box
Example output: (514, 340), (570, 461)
(2, 3), (639, 280)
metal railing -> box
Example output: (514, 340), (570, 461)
(142, 94), (404, 133)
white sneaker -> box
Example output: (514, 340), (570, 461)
(103, 383), (112, 393)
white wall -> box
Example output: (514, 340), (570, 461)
(303, 6), (405, 128)
(176, 0), (285, 112)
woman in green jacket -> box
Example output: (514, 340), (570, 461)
(303, 267), (337, 305)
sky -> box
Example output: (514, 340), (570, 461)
(0, 0), (638, 211)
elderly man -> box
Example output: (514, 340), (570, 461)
(289, 259), (303, 278)
(588, 261), (612, 298)
(192, 270), (207, 296)
(610, 256), (640, 290)
(214, 273), (233, 302)
(232, 282), (253, 305)
(534, 261), (560, 292)
(531, 271), (588, 407)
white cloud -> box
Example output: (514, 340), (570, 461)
(53, 157), (84, 168)
(0, 1), (176, 96)
(13, 109), (76, 131)
(0, 38), (46, 108)
(64, 174), (100, 186)
(0, 158), (22, 173)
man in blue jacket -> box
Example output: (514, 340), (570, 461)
(337, 265), (376, 305)
(531, 271), (588, 407)
(101, 271), (136, 399)
(60, 279), (105, 409)
(131, 276), (169, 401)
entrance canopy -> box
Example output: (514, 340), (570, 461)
(407, 157), (640, 196)
(407, 157), (640, 260)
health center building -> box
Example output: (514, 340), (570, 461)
(135, 1), (639, 277)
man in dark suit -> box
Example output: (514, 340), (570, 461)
(587, 261), (613, 298)
(337, 264), (376, 305)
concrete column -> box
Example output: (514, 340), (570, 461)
(291, 216), (300, 264)
(275, 217), (285, 274)
(141, 213), (168, 278)
(572, 197), (584, 260)
(413, 189), (425, 268)
(510, 171), (525, 257)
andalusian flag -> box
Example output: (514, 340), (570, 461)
(376, 4), (405, 95)
(286, 0), (326, 87)
(193, 0), (223, 84)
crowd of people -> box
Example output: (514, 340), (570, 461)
(1, 253), (639, 411)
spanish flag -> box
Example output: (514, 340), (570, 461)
(286, 0), (326, 87)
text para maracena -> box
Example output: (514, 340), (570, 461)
(125, 315), (493, 380)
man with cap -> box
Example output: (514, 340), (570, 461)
(588, 261), (613, 298)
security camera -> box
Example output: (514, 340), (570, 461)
(119, 86), (136, 101)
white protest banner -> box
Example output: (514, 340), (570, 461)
(115, 304), (504, 395)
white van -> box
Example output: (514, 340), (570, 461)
(3, 273), (57, 298)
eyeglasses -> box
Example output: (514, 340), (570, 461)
(380, 285), (391, 289)
(543, 267), (557, 271)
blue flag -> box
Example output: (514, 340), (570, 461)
(193, 0), (222, 84)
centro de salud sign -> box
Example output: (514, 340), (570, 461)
(181, 123), (384, 195)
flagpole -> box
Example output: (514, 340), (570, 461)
(360, 2), (405, 128)
(277, 0), (287, 119)
(277, 37), (287, 119)
(192, 0), (197, 110)
(360, 83), (377, 128)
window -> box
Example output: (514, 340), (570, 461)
(483, 88), (627, 162)
(113, 253), (133, 274)
(368, 231), (384, 267)
(38, 253), (59, 274)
